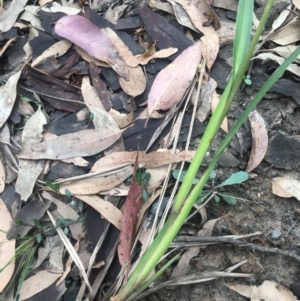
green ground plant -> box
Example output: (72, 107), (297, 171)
(114, 1), (300, 300)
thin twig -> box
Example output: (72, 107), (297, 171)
(173, 235), (300, 262)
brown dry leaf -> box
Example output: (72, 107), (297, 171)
(171, 218), (221, 279)
(59, 165), (133, 195)
(0, 69), (22, 128)
(19, 128), (123, 160)
(254, 52), (300, 77)
(272, 177), (300, 200)
(211, 91), (228, 133)
(0, 160), (5, 193)
(134, 47), (178, 66)
(225, 280), (298, 301)
(16, 107), (47, 202)
(19, 270), (62, 301)
(246, 110), (268, 172)
(269, 21), (300, 45)
(32, 39), (72, 67)
(91, 150), (196, 172)
(109, 108), (134, 129)
(102, 27), (146, 97)
(42, 192), (82, 240)
(75, 45), (110, 68)
(172, 0), (219, 70)
(76, 195), (122, 230)
(0, 0), (27, 32)
(0, 197), (15, 293)
(0, 37), (17, 57)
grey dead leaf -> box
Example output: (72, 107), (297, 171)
(0, 69), (22, 128)
(196, 78), (217, 122)
(20, 10), (44, 31)
(102, 27), (147, 97)
(42, 191), (82, 240)
(19, 128), (123, 160)
(0, 0), (28, 32)
(149, 0), (174, 14)
(254, 52), (300, 77)
(32, 39), (72, 67)
(269, 20), (300, 45)
(212, 0), (238, 11)
(19, 270), (62, 301)
(272, 177), (300, 200)
(0, 197), (15, 293)
(59, 165), (133, 195)
(91, 150), (196, 173)
(211, 91), (228, 133)
(166, 0), (199, 32)
(0, 160), (5, 193)
(75, 195), (122, 230)
(246, 110), (268, 172)
(170, 218), (221, 279)
(16, 107), (47, 201)
(225, 280), (298, 301)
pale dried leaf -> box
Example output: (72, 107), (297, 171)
(16, 107), (47, 201)
(270, 45), (300, 60)
(149, 0), (174, 14)
(271, 3), (291, 32)
(20, 10), (44, 31)
(109, 108), (133, 128)
(217, 18), (235, 47)
(76, 195), (122, 230)
(272, 177), (300, 200)
(246, 110), (268, 172)
(91, 150), (196, 172)
(0, 38), (17, 57)
(254, 52), (300, 77)
(42, 192), (82, 240)
(211, 91), (228, 133)
(19, 128), (123, 160)
(147, 41), (201, 117)
(59, 165), (133, 195)
(0, 70), (22, 128)
(0, 197), (15, 293)
(32, 39), (72, 67)
(19, 270), (62, 300)
(269, 20), (300, 45)
(225, 280), (298, 301)
(102, 27), (147, 97)
(75, 45), (110, 68)
(0, 0), (28, 32)
(293, 0), (300, 9)
(0, 160), (5, 193)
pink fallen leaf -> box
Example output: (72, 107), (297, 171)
(54, 15), (129, 80)
(147, 41), (202, 118)
(118, 154), (143, 277)
(246, 110), (268, 172)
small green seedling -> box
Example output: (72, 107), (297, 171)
(244, 74), (252, 85)
(136, 168), (151, 201)
(45, 180), (60, 193)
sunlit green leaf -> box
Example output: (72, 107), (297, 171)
(218, 171), (249, 187)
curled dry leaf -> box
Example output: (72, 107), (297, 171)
(147, 41), (202, 118)
(0, 160), (5, 193)
(75, 45), (110, 68)
(19, 128), (123, 160)
(109, 108), (134, 129)
(0, 197), (15, 293)
(0, 69), (22, 128)
(102, 27), (147, 97)
(54, 15), (129, 80)
(76, 195), (122, 230)
(272, 177), (300, 200)
(91, 150), (196, 172)
(246, 110), (268, 172)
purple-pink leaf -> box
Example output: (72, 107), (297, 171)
(118, 154), (143, 278)
(54, 15), (129, 80)
(147, 41), (202, 118)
